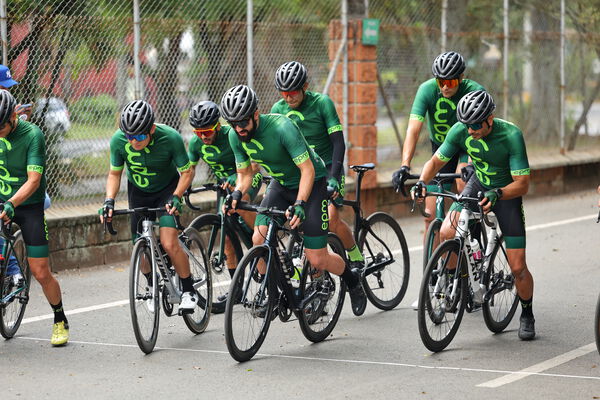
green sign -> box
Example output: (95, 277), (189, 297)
(362, 19), (380, 46)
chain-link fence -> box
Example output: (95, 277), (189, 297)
(1, 0), (599, 207)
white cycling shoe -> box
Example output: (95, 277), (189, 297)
(179, 291), (198, 311)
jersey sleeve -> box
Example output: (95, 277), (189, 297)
(187, 136), (201, 166)
(109, 131), (125, 171)
(26, 128), (45, 175)
(319, 95), (343, 135)
(279, 119), (311, 166)
(169, 132), (191, 172)
(507, 129), (530, 176)
(435, 122), (463, 162)
(270, 101), (283, 114)
(228, 129), (251, 169)
(409, 81), (431, 122)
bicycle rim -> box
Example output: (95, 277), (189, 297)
(595, 293), (600, 355)
(224, 246), (274, 362)
(359, 212), (409, 310)
(297, 234), (347, 343)
(423, 219), (442, 271)
(182, 228), (212, 334)
(129, 240), (159, 354)
(0, 232), (31, 339)
(418, 240), (467, 352)
(482, 239), (518, 333)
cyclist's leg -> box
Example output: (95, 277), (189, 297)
(328, 203), (363, 266)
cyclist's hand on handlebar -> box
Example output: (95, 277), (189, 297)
(286, 200), (306, 229)
(410, 180), (427, 202)
(98, 198), (114, 223)
(223, 190), (243, 215)
(0, 201), (15, 223)
(480, 189), (502, 213)
(166, 194), (183, 216)
(327, 177), (340, 200)
(220, 173), (237, 192)
(391, 165), (411, 194)
(461, 164), (476, 183)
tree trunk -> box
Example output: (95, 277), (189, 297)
(567, 74), (600, 150)
(156, 31), (183, 130)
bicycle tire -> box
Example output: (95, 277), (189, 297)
(224, 245), (275, 362)
(297, 233), (347, 343)
(190, 213), (243, 314)
(482, 238), (519, 333)
(358, 212), (409, 310)
(423, 218), (442, 271)
(181, 228), (212, 334)
(129, 240), (160, 354)
(595, 292), (600, 355)
(0, 231), (31, 339)
(418, 240), (467, 352)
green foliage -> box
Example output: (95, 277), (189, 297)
(69, 95), (118, 126)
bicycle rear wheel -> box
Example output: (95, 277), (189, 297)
(595, 292), (600, 355)
(297, 234), (347, 343)
(423, 218), (442, 271)
(358, 212), (409, 310)
(418, 240), (467, 352)
(0, 231), (31, 339)
(190, 213), (242, 314)
(181, 228), (212, 334)
(129, 240), (159, 354)
(224, 245), (275, 362)
(482, 238), (518, 333)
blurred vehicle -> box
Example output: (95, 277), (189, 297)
(33, 97), (71, 135)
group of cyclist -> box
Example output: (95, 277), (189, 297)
(0, 50), (536, 349)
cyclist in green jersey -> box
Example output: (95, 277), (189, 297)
(221, 84), (367, 316)
(0, 90), (69, 346)
(100, 100), (198, 312)
(271, 61), (364, 270)
(393, 51), (485, 236)
(413, 90), (536, 340)
(188, 100), (262, 301)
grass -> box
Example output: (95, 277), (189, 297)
(65, 122), (116, 140)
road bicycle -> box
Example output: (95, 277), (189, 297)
(0, 219), (30, 339)
(223, 202), (346, 362)
(184, 183), (255, 314)
(105, 207), (212, 353)
(415, 190), (518, 352)
(343, 163), (409, 310)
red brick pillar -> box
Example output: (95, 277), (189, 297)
(328, 19), (378, 214)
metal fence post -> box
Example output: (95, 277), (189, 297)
(441, 0), (447, 52)
(560, 0), (565, 153)
(503, 0), (509, 119)
(0, 0), (7, 65)
(133, 0), (142, 99)
(247, 0), (253, 88)
(342, 0), (348, 153)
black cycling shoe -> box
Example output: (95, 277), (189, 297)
(518, 315), (536, 340)
(348, 283), (367, 316)
(349, 260), (366, 273)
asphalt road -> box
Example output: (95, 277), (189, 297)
(1, 189), (599, 399)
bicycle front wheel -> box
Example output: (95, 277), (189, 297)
(224, 245), (275, 362)
(417, 240), (467, 352)
(482, 239), (518, 333)
(182, 228), (212, 334)
(297, 234), (347, 343)
(0, 231), (31, 339)
(423, 218), (442, 271)
(595, 292), (600, 355)
(358, 212), (409, 310)
(129, 240), (159, 354)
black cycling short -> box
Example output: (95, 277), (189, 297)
(128, 176), (178, 236)
(451, 175), (526, 249)
(11, 201), (48, 258)
(255, 178), (328, 249)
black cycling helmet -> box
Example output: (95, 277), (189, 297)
(274, 61), (307, 92)
(189, 101), (220, 128)
(457, 90), (496, 124)
(431, 51), (466, 79)
(220, 85), (258, 122)
(0, 89), (16, 126)
(119, 100), (154, 134)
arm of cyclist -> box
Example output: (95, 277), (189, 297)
(392, 119), (423, 192)
(224, 164), (254, 214)
(166, 167), (193, 216)
(0, 169), (41, 223)
(99, 169), (122, 223)
(287, 158), (315, 229)
(412, 154), (447, 201)
(328, 131), (345, 199)
(479, 174), (529, 213)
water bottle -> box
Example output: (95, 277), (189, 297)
(469, 236), (482, 263)
(469, 236), (484, 304)
(290, 257), (303, 289)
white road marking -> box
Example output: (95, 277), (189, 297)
(21, 300), (129, 324)
(477, 343), (598, 388)
(14, 336), (600, 383)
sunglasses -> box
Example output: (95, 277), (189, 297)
(193, 122), (218, 138)
(125, 133), (148, 141)
(281, 90), (301, 97)
(229, 118), (252, 129)
(436, 78), (460, 89)
(466, 120), (489, 131)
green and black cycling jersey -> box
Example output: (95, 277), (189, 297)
(270, 91), (342, 170)
(110, 124), (191, 193)
(0, 120), (46, 205)
(229, 114), (327, 189)
(410, 78), (485, 147)
(436, 118), (530, 189)
(188, 125), (236, 180)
